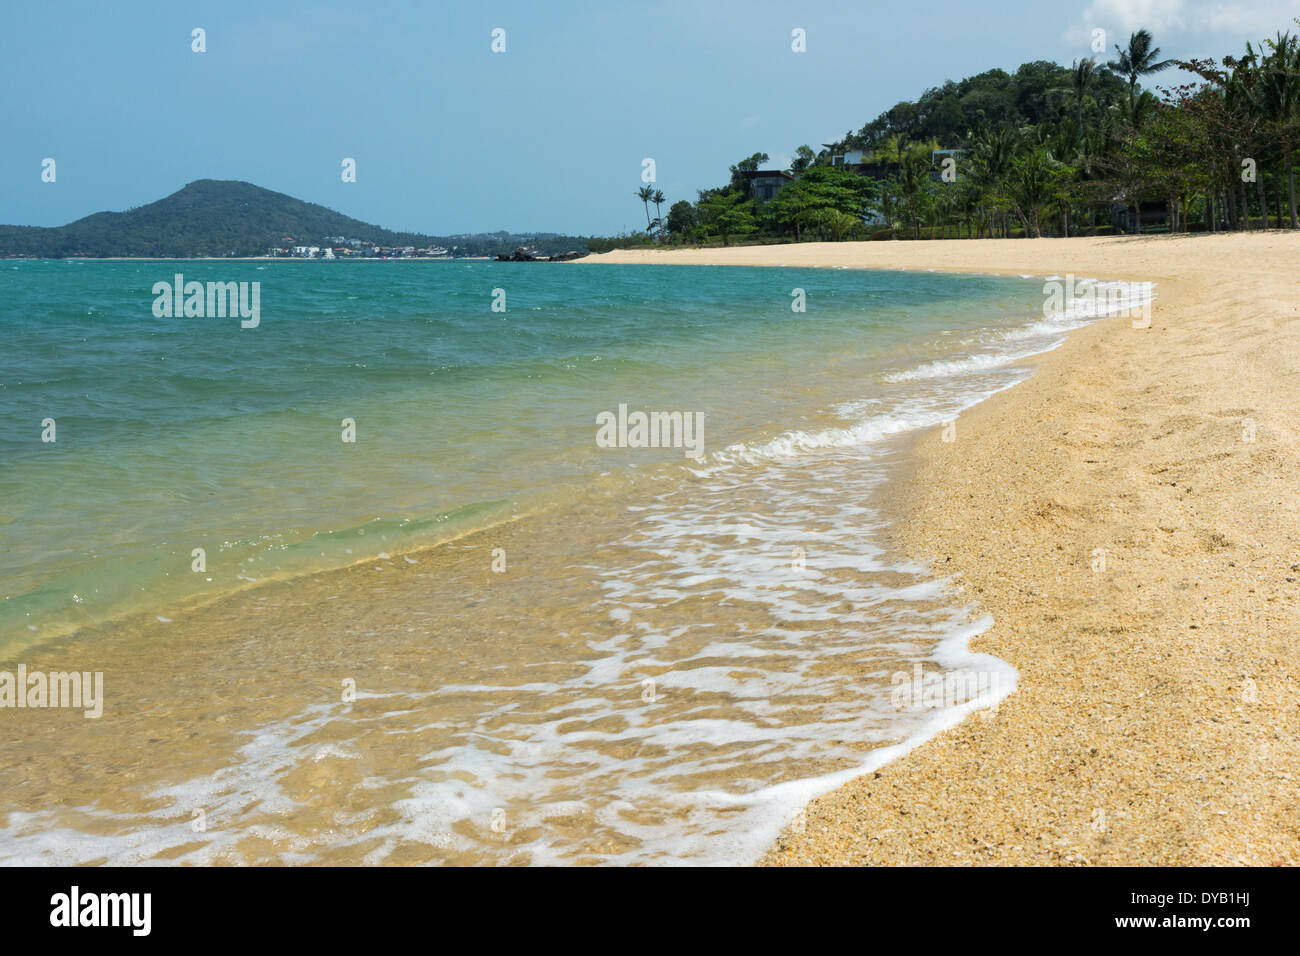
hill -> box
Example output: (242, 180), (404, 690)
(0, 180), (587, 258)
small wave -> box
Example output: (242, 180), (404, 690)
(885, 278), (1155, 382)
(883, 346), (1056, 382)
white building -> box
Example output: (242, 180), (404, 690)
(831, 149), (867, 166)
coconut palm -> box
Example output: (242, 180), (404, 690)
(636, 185), (655, 230)
(651, 189), (666, 227)
(1009, 147), (1060, 237)
(1259, 31), (1300, 227)
(1118, 89), (1159, 132)
(1110, 29), (1175, 111)
(1223, 45), (1272, 227)
(896, 155), (931, 239)
(967, 124), (1021, 236)
(1070, 58), (1097, 139)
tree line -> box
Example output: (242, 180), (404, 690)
(595, 19), (1300, 248)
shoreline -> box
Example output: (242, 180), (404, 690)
(4, 256), (482, 261)
(596, 234), (1300, 865)
(4, 234), (1296, 864)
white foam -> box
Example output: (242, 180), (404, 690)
(0, 274), (1149, 867)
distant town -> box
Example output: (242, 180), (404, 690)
(266, 237), (454, 259)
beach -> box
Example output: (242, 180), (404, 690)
(3, 259), (1089, 864)
(2, 238), (1296, 865)
(585, 234), (1300, 865)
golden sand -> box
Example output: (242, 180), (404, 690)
(587, 234), (1300, 865)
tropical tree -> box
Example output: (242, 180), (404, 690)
(1070, 58), (1097, 139)
(636, 185), (655, 230)
(1110, 29), (1175, 111)
(665, 199), (697, 240)
(807, 208), (860, 240)
(1259, 31), (1300, 226)
(967, 123), (1021, 236)
(1009, 147), (1060, 236)
(698, 191), (757, 245)
(896, 155), (931, 238)
(766, 166), (876, 239)
(728, 152), (770, 196)
(1221, 48), (1271, 227)
(789, 145), (816, 174)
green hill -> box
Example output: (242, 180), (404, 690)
(0, 180), (587, 258)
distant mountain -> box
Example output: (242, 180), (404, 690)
(0, 180), (589, 258)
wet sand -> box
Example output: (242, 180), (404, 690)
(589, 234), (1300, 865)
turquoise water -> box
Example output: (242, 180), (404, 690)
(2, 259), (1050, 651)
(0, 258), (1154, 865)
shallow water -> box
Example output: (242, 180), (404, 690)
(0, 260), (1149, 864)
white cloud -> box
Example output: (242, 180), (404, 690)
(1064, 0), (1299, 51)
(1086, 0), (1187, 35)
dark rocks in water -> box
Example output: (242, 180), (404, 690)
(494, 247), (589, 262)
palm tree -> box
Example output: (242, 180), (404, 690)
(1118, 89), (1159, 133)
(968, 124), (1021, 237)
(636, 185), (655, 230)
(1224, 46), (1271, 228)
(1070, 58), (1097, 140)
(897, 155), (930, 239)
(1110, 29), (1174, 111)
(873, 132), (907, 167)
(651, 189), (666, 228)
(1259, 31), (1300, 227)
(1009, 147), (1060, 237)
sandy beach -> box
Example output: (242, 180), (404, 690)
(585, 234), (1300, 865)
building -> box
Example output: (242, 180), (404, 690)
(1111, 200), (1169, 233)
(742, 169), (794, 201)
(824, 144), (968, 183)
(929, 148), (966, 182)
(823, 145), (893, 179)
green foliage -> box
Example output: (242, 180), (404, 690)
(1109, 28), (1175, 109)
(849, 62), (1129, 151)
(728, 152), (770, 195)
(789, 145), (816, 174)
(765, 166), (878, 240)
(698, 191), (758, 245)
(666, 200), (698, 238)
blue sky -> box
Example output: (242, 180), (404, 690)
(2, 0), (1296, 235)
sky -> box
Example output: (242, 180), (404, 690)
(2, 0), (1297, 236)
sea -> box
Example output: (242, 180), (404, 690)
(0, 259), (1151, 864)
